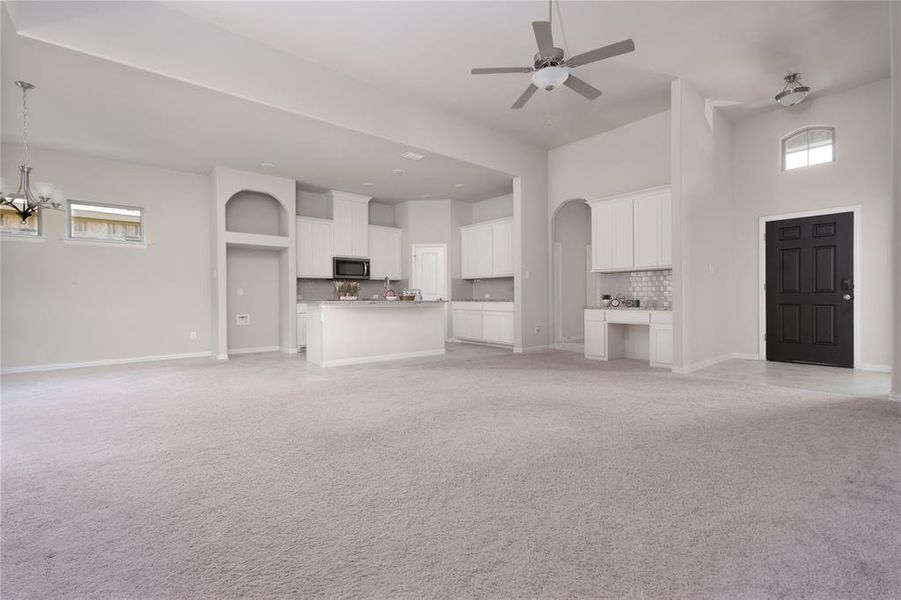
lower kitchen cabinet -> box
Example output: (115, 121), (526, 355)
(452, 302), (514, 346)
(296, 303), (308, 349)
(649, 324), (673, 367)
(585, 320), (607, 359)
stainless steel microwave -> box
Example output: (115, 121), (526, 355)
(333, 257), (370, 280)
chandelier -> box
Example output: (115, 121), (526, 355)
(775, 73), (811, 108)
(0, 81), (65, 223)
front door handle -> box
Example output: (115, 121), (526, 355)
(842, 294), (853, 301)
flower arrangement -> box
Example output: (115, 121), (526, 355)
(601, 293), (612, 307)
(336, 280), (360, 300)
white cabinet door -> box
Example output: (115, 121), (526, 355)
(590, 199), (632, 271)
(331, 197), (369, 258)
(369, 226), (402, 280)
(633, 193), (661, 268)
(585, 320), (607, 359)
(490, 219), (514, 276)
(486, 310), (514, 345)
(297, 314), (307, 349)
(649, 324), (673, 366)
(453, 309), (483, 340)
(611, 198), (634, 270)
(658, 191), (672, 267)
(461, 225), (493, 279)
(297, 218), (333, 278)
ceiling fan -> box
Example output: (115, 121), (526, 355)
(471, 3), (635, 109)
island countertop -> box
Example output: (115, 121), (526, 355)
(304, 299), (447, 307)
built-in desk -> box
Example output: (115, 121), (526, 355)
(584, 308), (673, 368)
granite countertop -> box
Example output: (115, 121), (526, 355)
(451, 298), (514, 302)
(585, 305), (672, 311)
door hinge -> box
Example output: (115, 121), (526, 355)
(763, 283), (766, 291)
(764, 333), (767, 341)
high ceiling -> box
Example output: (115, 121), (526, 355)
(167, 0), (891, 148)
(0, 17), (513, 205)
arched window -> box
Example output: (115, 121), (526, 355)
(782, 127), (835, 171)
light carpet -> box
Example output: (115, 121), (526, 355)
(2, 350), (899, 599)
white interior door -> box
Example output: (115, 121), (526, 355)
(411, 244), (447, 301)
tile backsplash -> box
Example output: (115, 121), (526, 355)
(595, 269), (672, 309)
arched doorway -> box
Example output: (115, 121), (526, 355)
(551, 199), (591, 350)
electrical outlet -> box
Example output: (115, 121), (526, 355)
(236, 313), (250, 326)
(236, 287), (244, 297)
(189, 331), (197, 340)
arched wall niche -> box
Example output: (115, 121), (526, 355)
(225, 190), (285, 236)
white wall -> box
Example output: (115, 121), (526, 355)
(548, 110), (670, 214)
(670, 80), (734, 372)
(890, 4), (900, 396)
(730, 79), (893, 370)
(225, 247), (280, 351)
(0, 144), (211, 370)
(472, 194), (513, 222)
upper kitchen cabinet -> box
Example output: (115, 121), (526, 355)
(460, 217), (513, 279)
(369, 225), (402, 280)
(296, 217), (333, 278)
(588, 186), (671, 272)
(328, 191), (371, 258)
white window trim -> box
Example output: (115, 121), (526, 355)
(67, 199), (146, 246)
(61, 238), (148, 249)
(1, 233), (46, 242)
(779, 125), (836, 172)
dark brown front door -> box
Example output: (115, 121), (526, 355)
(765, 212), (854, 368)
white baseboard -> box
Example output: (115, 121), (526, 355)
(672, 353), (734, 375)
(453, 338), (515, 350)
(889, 393), (901, 402)
(280, 346), (299, 355)
(227, 346), (280, 356)
(732, 353), (761, 360)
(315, 348), (446, 368)
(513, 344), (550, 354)
(1, 351), (212, 375)
(216, 353), (229, 360)
(554, 342), (585, 353)
(859, 363), (891, 373)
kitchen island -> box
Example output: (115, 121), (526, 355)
(306, 300), (447, 367)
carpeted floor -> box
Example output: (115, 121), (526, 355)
(2, 350), (900, 599)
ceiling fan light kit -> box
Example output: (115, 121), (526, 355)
(470, 1), (635, 109)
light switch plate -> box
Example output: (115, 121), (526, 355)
(236, 313), (250, 325)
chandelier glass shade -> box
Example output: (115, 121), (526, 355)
(775, 73), (811, 107)
(0, 81), (66, 224)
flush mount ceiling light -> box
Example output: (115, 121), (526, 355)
(421, 193), (433, 199)
(391, 168), (406, 175)
(260, 162), (276, 170)
(401, 151), (426, 161)
(453, 183), (465, 189)
(362, 182), (375, 188)
(0, 81), (66, 223)
(775, 73), (811, 107)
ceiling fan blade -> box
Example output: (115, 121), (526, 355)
(564, 75), (603, 100)
(532, 21), (555, 57)
(511, 84), (538, 109)
(566, 39), (635, 68)
(471, 67), (533, 75)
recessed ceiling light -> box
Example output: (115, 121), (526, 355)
(453, 183), (465, 189)
(362, 182), (375, 188)
(401, 151), (426, 161)
(260, 162), (275, 170)
(392, 168), (406, 175)
(421, 193), (433, 199)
